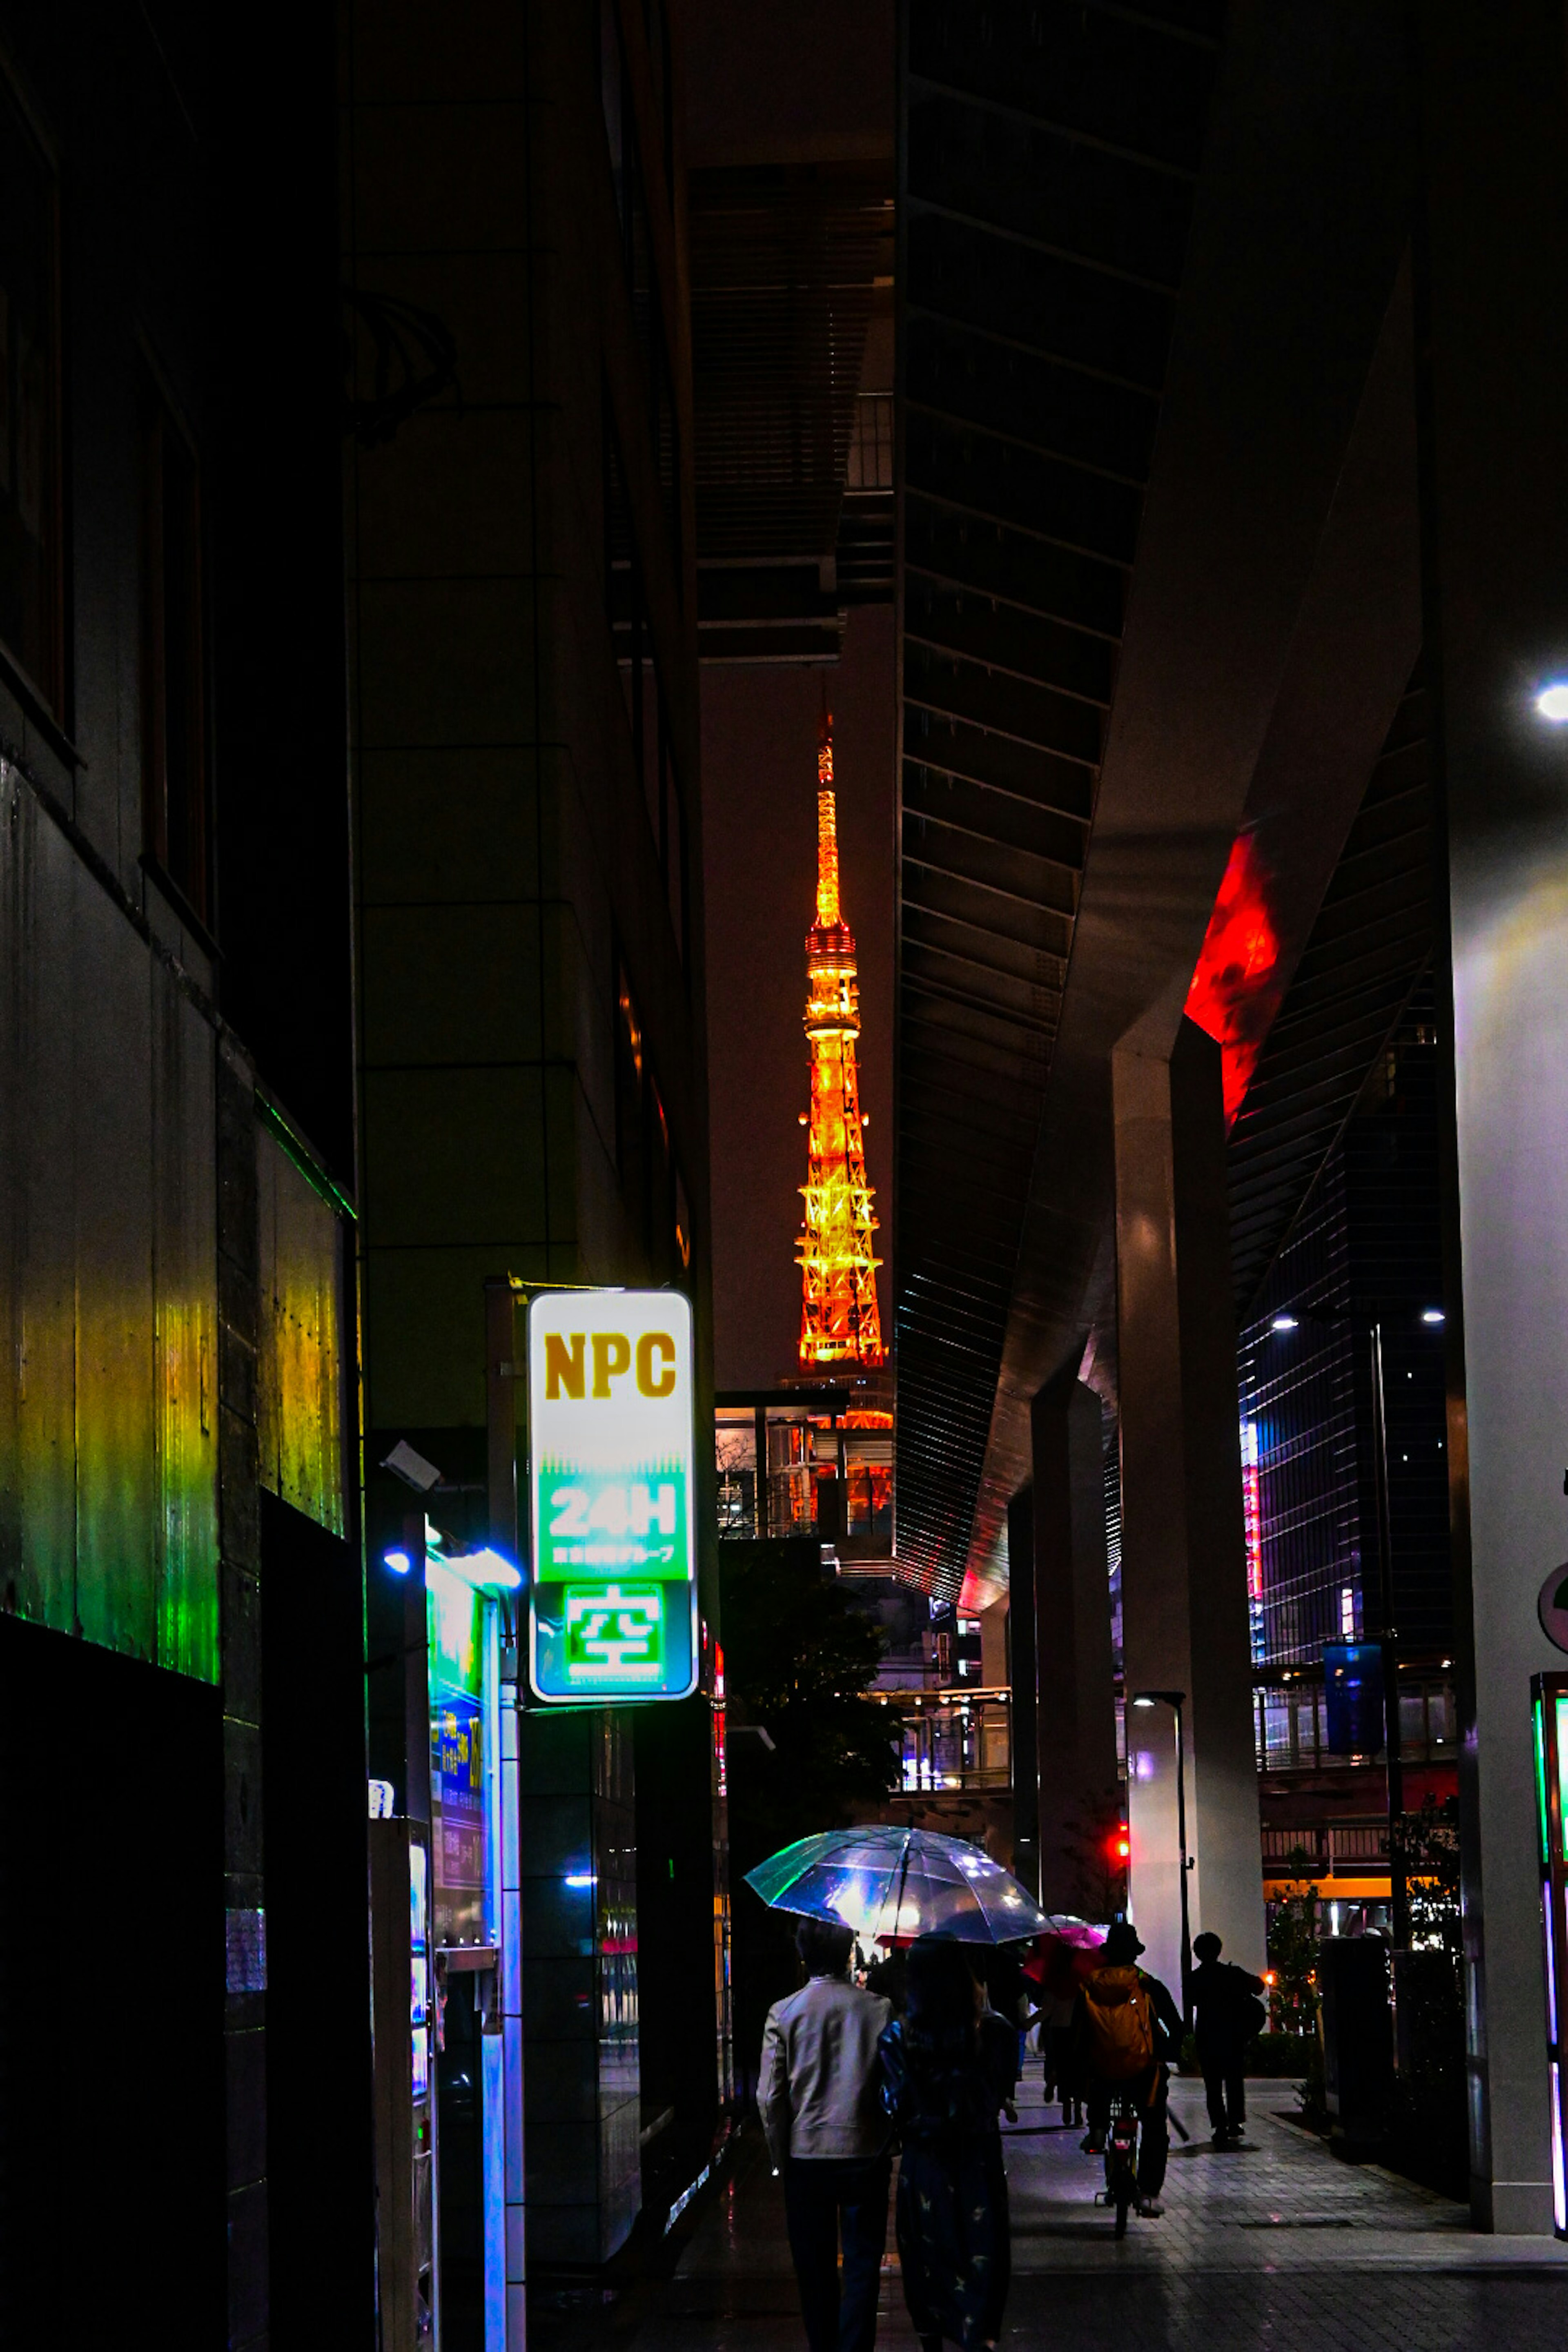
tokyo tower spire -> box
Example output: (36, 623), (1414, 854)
(797, 707), (885, 1367)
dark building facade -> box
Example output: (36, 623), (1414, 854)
(344, 0), (725, 2278)
(0, 7), (367, 2346)
(1240, 992), (1450, 1672)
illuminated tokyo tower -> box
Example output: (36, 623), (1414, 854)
(797, 708), (885, 1367)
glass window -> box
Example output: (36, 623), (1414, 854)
(605, 404), (685, 958)
(141, 373), (208, 920)
(1263, 1690), (1292, 1768)
(1399, 1688), (1427, 1757)
(847, 394), (894, 491)
(0, 76), (60, 710)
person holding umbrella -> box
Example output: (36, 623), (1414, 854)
(745, 1826), (1048, 2352)
(757, 1917), (894, 2352)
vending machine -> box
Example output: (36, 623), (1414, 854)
(426, 1550), (506, 2350)
(370, 1817), (437, 2345)
(1530, 1671), (1568, 2236)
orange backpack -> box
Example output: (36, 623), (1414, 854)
(1082, 1965), (1156, 2079)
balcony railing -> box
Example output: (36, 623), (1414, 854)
(1261, 1822), (1389, 1875)
(878, 1689), (1011, 1794)
(1254, 1676), (1457, 1773)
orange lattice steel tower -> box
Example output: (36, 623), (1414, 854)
(797, 709), (885, 1366)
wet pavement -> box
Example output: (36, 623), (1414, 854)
(537, 2070), (1568, 2351)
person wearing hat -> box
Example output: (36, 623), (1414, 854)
(1072, 1922), (1183, 2217)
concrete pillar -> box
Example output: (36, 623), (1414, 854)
(1414, 0), (1568, 2235)
(1006, 1487), (1040, 1900)
(1032, 1370), (1120, 1915)
(980, 1604), (1009, 1695)
(1114, 1020), (1264, 1996)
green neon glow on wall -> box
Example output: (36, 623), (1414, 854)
(257, 1127), (345, 1540)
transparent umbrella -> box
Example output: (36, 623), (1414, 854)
(744, 1824), (1049, 1946)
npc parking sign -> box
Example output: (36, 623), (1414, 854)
(526, 1290), (698, 1704)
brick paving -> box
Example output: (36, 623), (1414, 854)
(534, 2069), (1568, 2352)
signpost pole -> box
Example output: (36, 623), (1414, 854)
(485, 1277), (526, 2352)
(1368, 1322), (1409, 1946)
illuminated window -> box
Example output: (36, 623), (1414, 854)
(0, 74), (61, 713)
(847, 394), (893, 491)
(1339, 1586), (1356, 1638)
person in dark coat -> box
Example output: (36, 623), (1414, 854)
(879, 1940), (1011, 2352)
(1189, 1930), (1266, 2145)
(1031, 1938), (1085, 2127)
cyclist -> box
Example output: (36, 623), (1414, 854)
(1074, 1922), (1183, 2218)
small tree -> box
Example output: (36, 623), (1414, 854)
(1393, 1793), (1462, 1954)
(1267, 1853), (1323, 2036)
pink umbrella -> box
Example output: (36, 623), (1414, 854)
(1020, 1919), (1107, 1991)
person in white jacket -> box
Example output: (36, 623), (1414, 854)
(758, 1918), (893, 2352)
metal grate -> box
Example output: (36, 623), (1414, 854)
(893, 0), (1224, 1595)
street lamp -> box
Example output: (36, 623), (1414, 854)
(1131, 1687), (1192, 2030)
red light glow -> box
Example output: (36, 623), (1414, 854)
(1184, 833), (1281, 1123)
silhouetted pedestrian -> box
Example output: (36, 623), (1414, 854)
(880, 1939), (1011, 2352)
(1190, 1930), (1266, 2146)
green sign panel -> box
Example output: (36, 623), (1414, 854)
(527, 1292), (697, 1703)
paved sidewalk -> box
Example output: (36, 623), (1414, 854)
(537, 2069), (1568, 2352)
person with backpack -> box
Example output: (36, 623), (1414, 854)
(1074, 1922), (1183, 2217)
(1189, 1930), (1267, 2146)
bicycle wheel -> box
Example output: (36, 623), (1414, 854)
(1114, 2186), (1130, 2238)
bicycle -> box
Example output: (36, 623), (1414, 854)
(1096, 2091), (1142, 2238)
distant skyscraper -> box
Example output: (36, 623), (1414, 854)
(797, 709), (885, 1366)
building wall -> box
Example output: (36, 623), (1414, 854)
(344, 0), (720, 2270)
(1239, 998), (1450, 1672)
(0, 11), (364, 2342)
